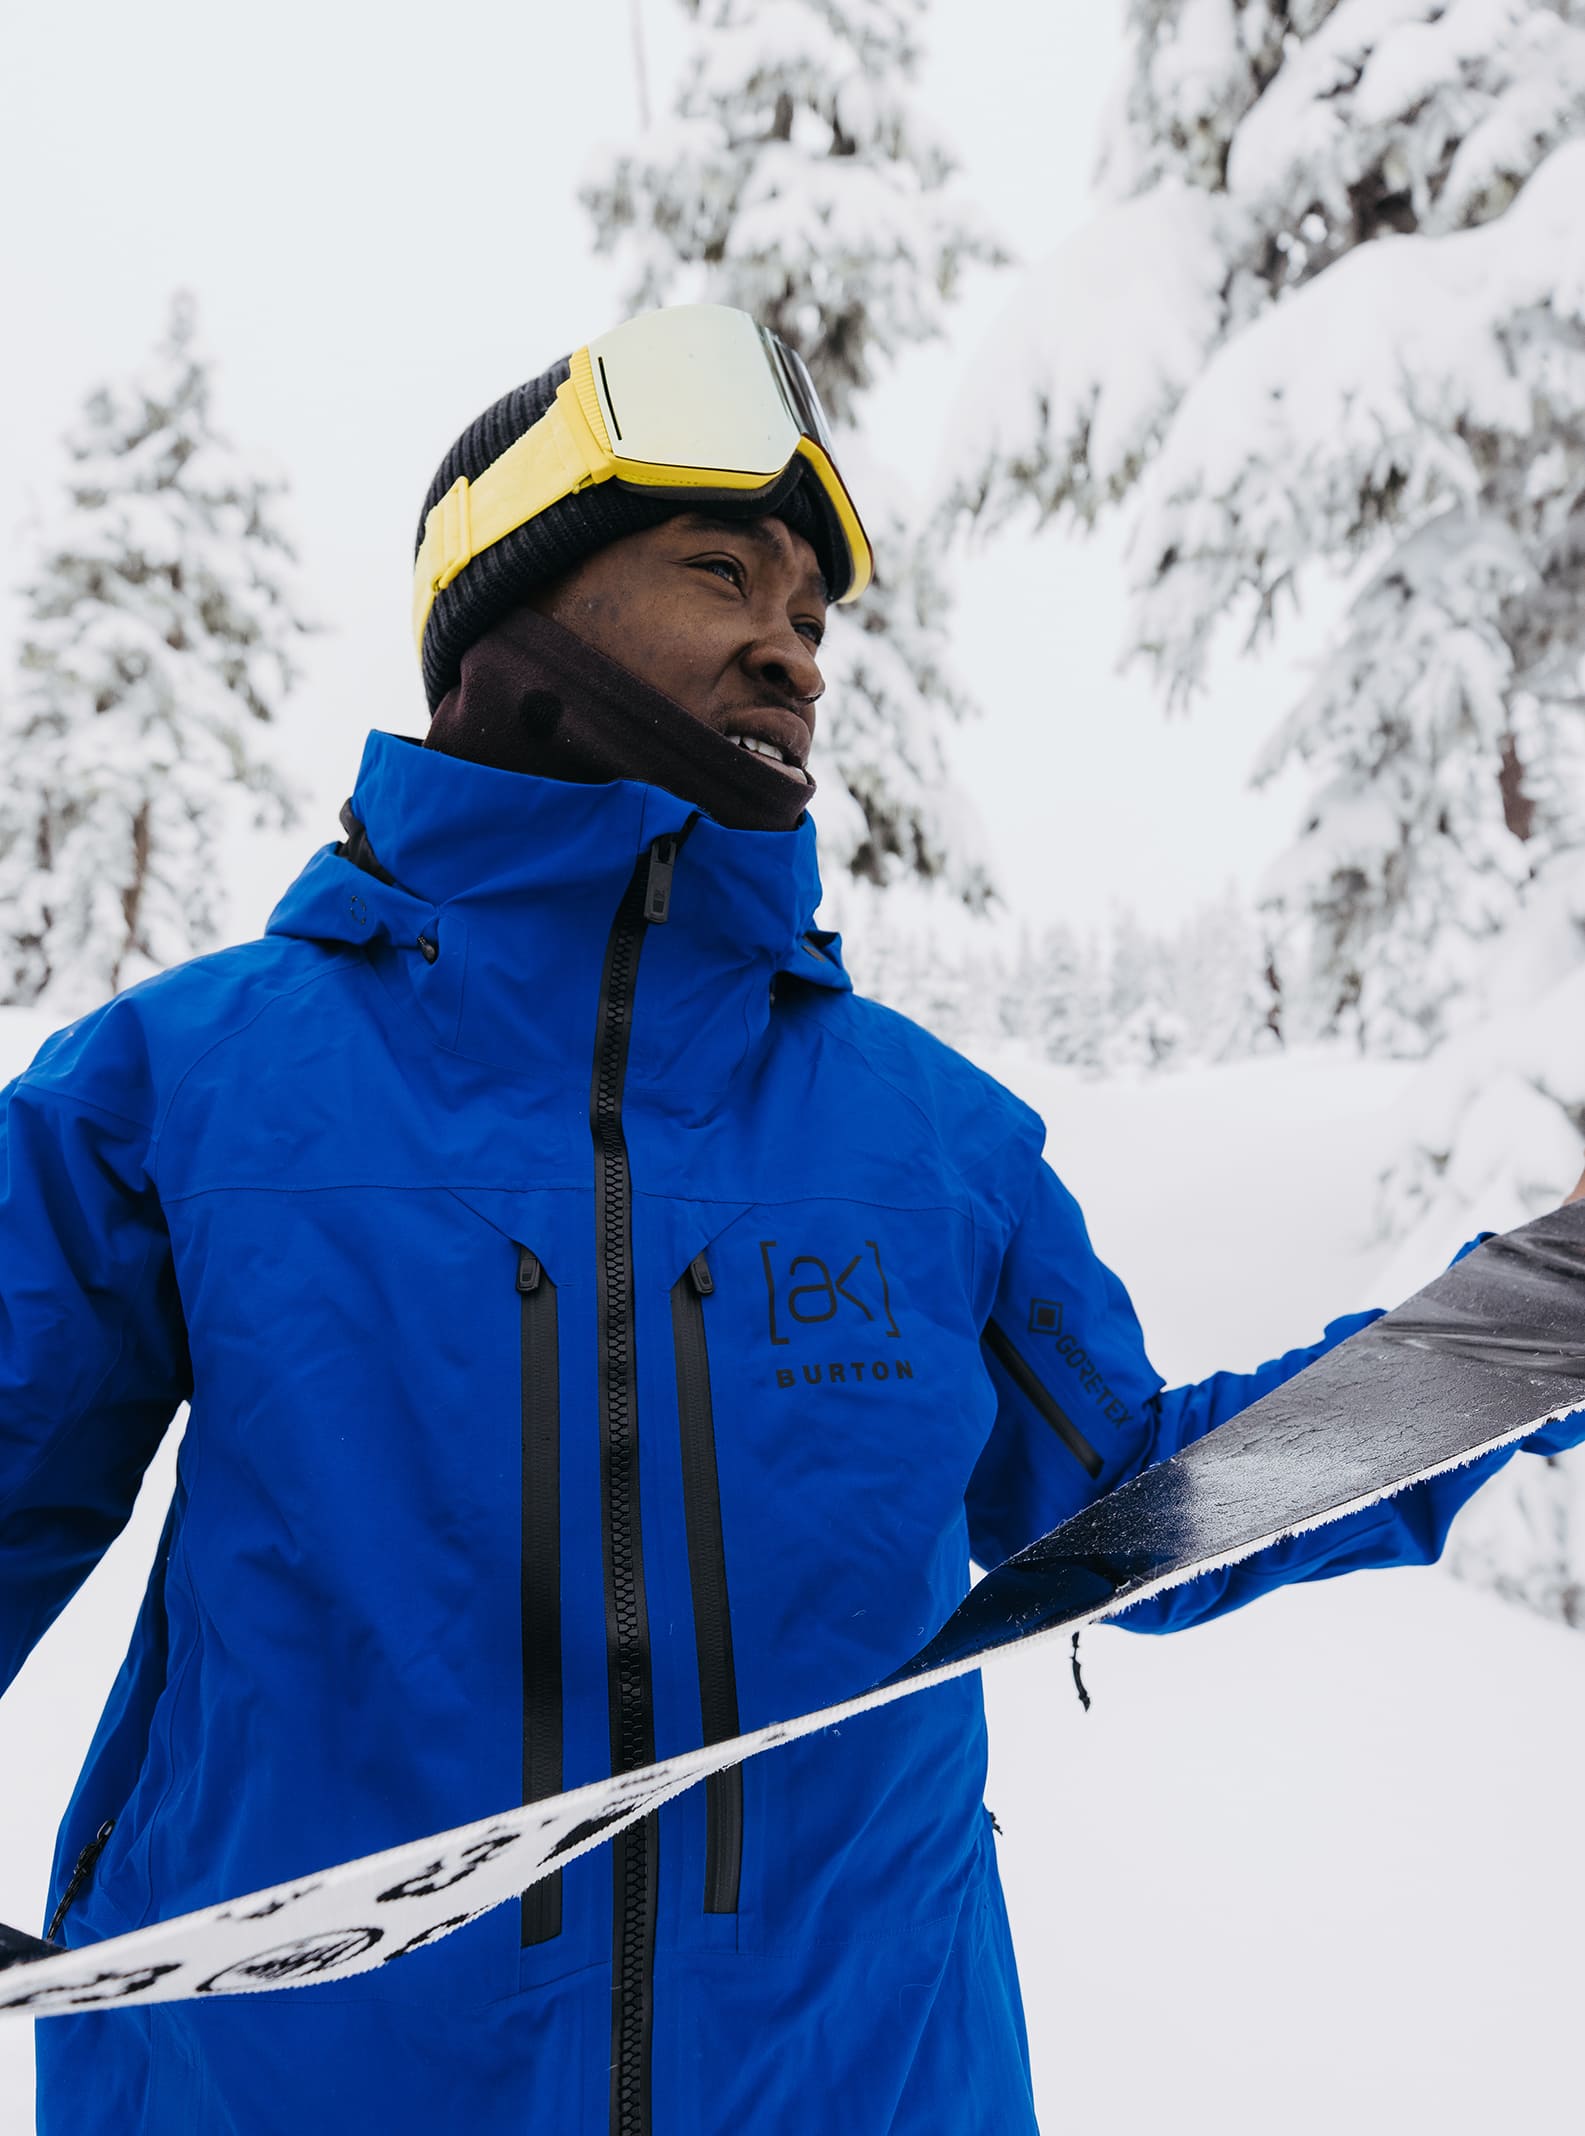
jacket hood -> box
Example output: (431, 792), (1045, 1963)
(266, 731), (849, 1092)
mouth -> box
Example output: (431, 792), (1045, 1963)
(726, 734), (809, 782)
(720, 707), (813, 784)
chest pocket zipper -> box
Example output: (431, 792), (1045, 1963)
(670, 1252), (743, 1914)
(517, 1245), (564, 1945)
(983, 1319), (1103, 1478)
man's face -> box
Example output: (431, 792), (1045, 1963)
(528, 512), (828, 784)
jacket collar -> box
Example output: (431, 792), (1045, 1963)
(267, 731), (849, 1092)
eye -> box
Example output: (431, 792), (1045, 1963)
(692, 554), (745, 590)
(796, 617), (825, 649)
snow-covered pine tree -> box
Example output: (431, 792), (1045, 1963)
(583, 0), (1005, 899)
(948, 2), (1585, 1630)
(0, 293), (309, 1012)
(1168, 882), (1274, 1061)
(1103, 905), (1180, 1069)
(1025, 922), (1106, 1070)
(946, 0), (1585, 1049)
(835, 887), (1268, 1070)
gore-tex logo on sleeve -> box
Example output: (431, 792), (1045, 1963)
(1026, 1293), (1133, 1426)
(758, 1240), (901, 1345)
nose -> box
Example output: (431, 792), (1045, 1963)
(743, 621), (825, 715)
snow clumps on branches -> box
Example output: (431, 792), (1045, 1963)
(946, 0), (1585, 1054)
(0, 295), (311, 1011)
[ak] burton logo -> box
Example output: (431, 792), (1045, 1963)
(759, 1240), (915, 1390)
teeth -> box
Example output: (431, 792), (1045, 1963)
(731, 735), (789, 765)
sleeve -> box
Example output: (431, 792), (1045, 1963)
(964, 1159), (1568, 1636)
(0, 1033), (191, 1694)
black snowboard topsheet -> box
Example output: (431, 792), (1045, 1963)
(890, 1203), (1585, 1687)
(0, 1923), (59, 1968)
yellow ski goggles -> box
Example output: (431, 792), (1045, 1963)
(412, 304), (873, 658)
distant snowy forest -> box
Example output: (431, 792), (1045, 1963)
(2, 0), (1583, 1622)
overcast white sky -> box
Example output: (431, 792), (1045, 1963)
(0, 0), (1316, 940)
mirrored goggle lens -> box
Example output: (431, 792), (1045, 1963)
(759, 329), (836, 458)
(587, 305), (798, 478)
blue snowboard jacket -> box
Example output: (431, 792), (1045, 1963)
(5, 731), (1574, 2135)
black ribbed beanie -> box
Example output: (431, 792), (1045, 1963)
(415, 356), (838, 712)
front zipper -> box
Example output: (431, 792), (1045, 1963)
(983, 1320), (1103, 1479)
(670, 1251), (742, 1914)
(517, 1245), (563, 1947)
(592, 827), (689, 2136)
(46, 1820), (114, 1944)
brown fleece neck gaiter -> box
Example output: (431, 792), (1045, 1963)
(424, 606), (815, 834)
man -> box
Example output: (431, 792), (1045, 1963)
(5, 304), (1581, 2135)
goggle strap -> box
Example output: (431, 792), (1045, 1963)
(411, 355), (615, 654)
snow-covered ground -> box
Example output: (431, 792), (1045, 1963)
(0, 1028), (1581, 2130)
(972, 1046), (1585, 2134)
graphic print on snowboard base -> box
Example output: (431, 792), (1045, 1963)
(3, 1203), (1580, 2014)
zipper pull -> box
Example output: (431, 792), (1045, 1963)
(644, 836), (679, 924)
(46, 1820), (115, 1943)
(517, 1247), (542, 1294)
(688, 1252), (714, 1297)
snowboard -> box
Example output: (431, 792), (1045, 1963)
(2, 1203), (1580, 2017)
